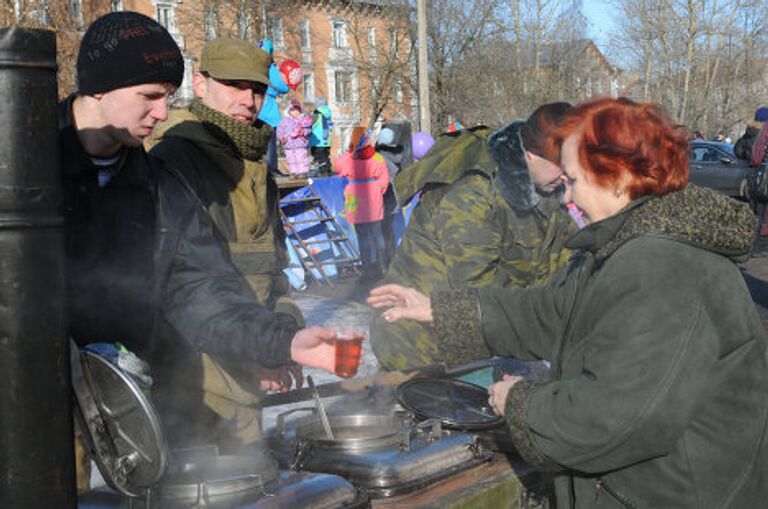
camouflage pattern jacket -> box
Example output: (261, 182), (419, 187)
(371, 123), (574, 370)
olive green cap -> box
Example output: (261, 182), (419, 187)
(199, 38), (270, 85)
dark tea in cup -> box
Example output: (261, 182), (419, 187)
(334, 331), (364, 378)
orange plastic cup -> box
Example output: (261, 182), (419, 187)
(334, 331), (364, 378)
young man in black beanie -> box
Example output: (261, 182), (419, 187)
(62, 11), (339, 456)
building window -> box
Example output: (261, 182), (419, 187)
(303, 72), (315, 102)
(204, 6), (217, 40)
(156, 3), (175, 32)
(29, 0), (50, 24)
(271, 17), (285, 49)
(69, 0), (83, 28)
(390, 29), (398, 52)
(371, 76), (380, 103)
(393, 81), (403, 104)
(110, 0), (122, 11)
(332, 20), (347, 48)
(335, 70), (353, 104)
(340, 127), (352, 152)
(367, 26), (376, 59)
(300, 19), (311, 50)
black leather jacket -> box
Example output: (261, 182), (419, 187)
(59, 97), (298, 431)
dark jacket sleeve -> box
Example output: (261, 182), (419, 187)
(155, 166), (299, 368)
(477, 268), (570, 360)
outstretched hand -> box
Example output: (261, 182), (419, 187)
(487, 374), (525, 416)
(367, 284), (433, 324)
(289, 326), (337, 373)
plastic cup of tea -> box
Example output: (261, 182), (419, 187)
(334, 330), (364, 378)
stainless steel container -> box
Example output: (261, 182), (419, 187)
(73, 346), (367, 508)
(276, 408), (493, 498)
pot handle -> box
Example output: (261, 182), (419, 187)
(198, 473), (272, 502)
(400, 418), (442, 452)
(275, 407), (315, 439)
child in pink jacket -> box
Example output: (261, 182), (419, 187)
(334, 127), (390, 279)
(277, 99), (313, 177)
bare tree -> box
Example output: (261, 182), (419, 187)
(345, 3), (415, 127)
(425, 0), (508, 130)
(427, 0), (598, 128)
(612, 0), (768, 136)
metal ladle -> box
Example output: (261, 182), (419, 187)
(306, 375), (334, 440)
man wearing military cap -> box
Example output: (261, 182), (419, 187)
(150, 38), (303, 447)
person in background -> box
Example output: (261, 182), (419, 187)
(334, 127), (390, 280)
(748, 107), (768, 257)
(369, 103), (575, 371)
(277, 99), (313, 178)
(63, 14), (337, 458)
(734, 106), (768, 161)
(369, 97), (768, 509)
(309, 97), (333, 176)
(447, 120), (463, 133)
(375, 127), (404, 269)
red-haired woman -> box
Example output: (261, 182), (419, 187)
(368, 98), (768, 507)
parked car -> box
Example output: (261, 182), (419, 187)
(689, 141), (751, 199)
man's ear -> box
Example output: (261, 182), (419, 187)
(192, 72), (207, 99)
(523, 149), (534, 164)
(92, 93), (104, 100)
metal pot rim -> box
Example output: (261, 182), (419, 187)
(295, 413), (405, 451)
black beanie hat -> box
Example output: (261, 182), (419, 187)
(77, 11), (184, 95)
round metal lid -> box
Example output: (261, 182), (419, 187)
(395, 377), (504, 430)
(71, 343), (167, 496)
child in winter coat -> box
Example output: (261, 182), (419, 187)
(277, 99), (312, 177)
(334, 127), (390, 280)
(309, 97), (334, 175)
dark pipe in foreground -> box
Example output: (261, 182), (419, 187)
(0, 26), (74, 508)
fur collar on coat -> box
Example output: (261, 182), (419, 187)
(487, 121), (541, 212)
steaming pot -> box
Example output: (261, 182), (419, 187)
(72, 345), (366, 508)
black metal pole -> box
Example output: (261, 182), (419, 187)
(0, 26), (74, 508)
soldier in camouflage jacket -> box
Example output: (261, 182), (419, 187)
(371, 106), (576, 370)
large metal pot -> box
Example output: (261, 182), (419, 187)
(294, 413), (412, 452)
(146, 446), (279, 507)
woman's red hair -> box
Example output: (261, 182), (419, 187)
(554, 97), (689, 199)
